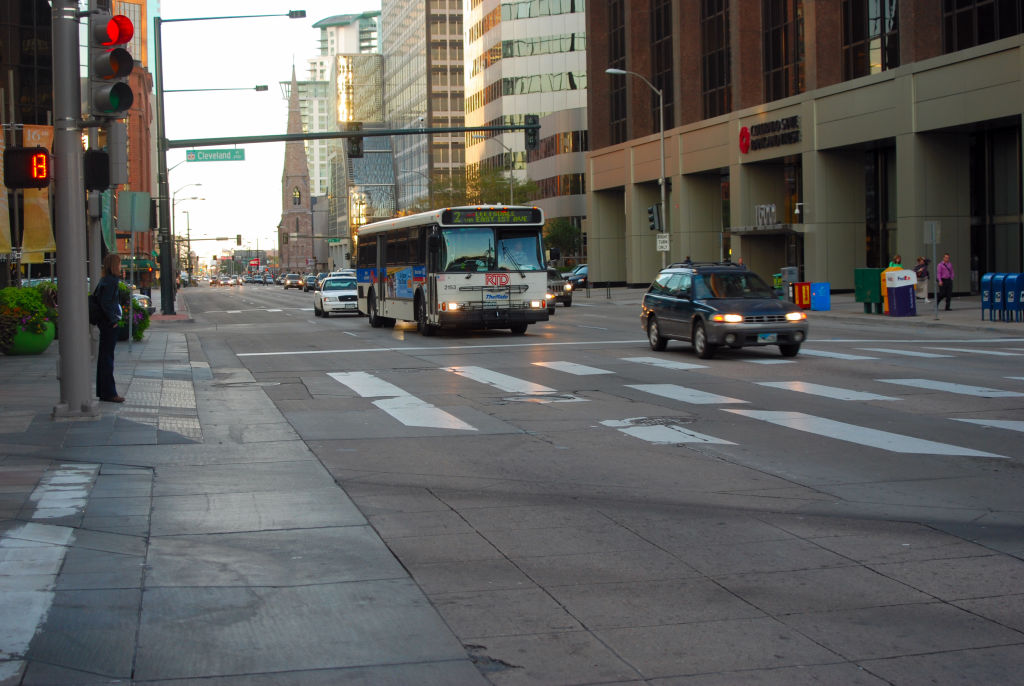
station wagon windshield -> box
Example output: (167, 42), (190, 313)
(693, 272), (774, 299)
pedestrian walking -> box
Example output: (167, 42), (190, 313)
(913, 256), (930, 301)
(95, 253), (125, 403)
(937, 252), (955, 310)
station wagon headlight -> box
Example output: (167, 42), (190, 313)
(786, 311), (807, 321)
(711, 313), (744, 323)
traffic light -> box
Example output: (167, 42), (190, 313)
(88, 2), (135, 118)
(236, 235), (242, 246)
(3, 147), (52, 189)
(647, 203), (662, 232)
(346, 122), (363, 159)
(524, 114), (540, 151)
(84, 150), (110, 190)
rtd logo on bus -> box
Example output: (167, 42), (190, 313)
(486, 273), (511, 286)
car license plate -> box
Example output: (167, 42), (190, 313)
(758, 333), (778, 343)
(342, 302), (355, 308)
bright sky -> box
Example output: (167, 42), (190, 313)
(157, 0), (380, 264)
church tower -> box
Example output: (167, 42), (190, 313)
(279, 66), (313, 273)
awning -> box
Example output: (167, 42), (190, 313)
(123, 257), (157, 271)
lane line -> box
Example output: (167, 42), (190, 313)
(876, 378), (1024, 398)
(724, 410), (1005, 458)
(445, 366), (556, 394)
(952, 418), (1024, 433)
(532, 361), (613, 375)
(756, 381), (898, 401)
(857, 347), (953, 358)
(924, 346), (1022, 356)
(621, 357), (708, 371)
(238, 339), (649, 357)
(628, 384), (746, 405)
(799, 349), (878, 360)
(744, 358), (796, 365)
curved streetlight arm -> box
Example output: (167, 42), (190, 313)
(472, 134), (515, 205)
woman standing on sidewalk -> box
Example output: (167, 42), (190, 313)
(95, 253), (125, 403)
(913, 256), (930, 301)
(937, 252), (955, 311)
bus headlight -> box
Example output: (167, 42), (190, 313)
(530, 300), (545, 309)
(442, 302), (460, 311)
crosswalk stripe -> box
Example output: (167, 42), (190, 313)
(745, 358), (795, 365)
(628, 384), (746, 405)
(600, 419), (734, 445)
(952, 418), (1024, 433)
(445, 365), (556, 394)
(724, 410), (1005, 458)
(877, 378), (1024, 398)
(756, 381), (897, 401)
(857, 347), (953, 358)
(799, 349), (878, 360)
(532, 361), (613, 375)
(327, 371), (476, 431)
(621, 357), (708, 370)
(925, 346), (1022, 356)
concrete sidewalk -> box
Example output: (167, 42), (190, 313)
(1, 286), (1020, 684)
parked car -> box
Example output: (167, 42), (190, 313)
(303, 274), (318, 292)
(545, 268), (573, 313)
(566, 264), (588, 289)
(132, 292), (155, 315)
(640, 262), (809, 359)
(283, 273), (303, 289)
(313, 275), (359, 317)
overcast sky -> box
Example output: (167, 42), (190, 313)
(157, 0), (380, 264)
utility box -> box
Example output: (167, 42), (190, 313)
(810, 282), (830, 311)
(854, 268), (884, 313)
(886, 269), (917, 317)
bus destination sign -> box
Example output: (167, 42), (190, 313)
(443, 208), (540, 225)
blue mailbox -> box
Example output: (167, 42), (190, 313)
(1006, 273), (1022, 322)
(992, 273), (1008, 321)
(981, 272), (994, 319)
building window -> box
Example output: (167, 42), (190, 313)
(609, 0), (627, 144)
(701, 0), (731, 118)
(943, 0), (1023, 53)
(842, 0), (899, 80)
(762, 0), (804, 102)
(650, 0), (674, 129)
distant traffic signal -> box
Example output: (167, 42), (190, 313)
(346, 121), (363, 159)
(647, 203), (662, 232)
(524, 114), (539, 151)
(88, 2), (135, 117)
(4, 147), (52, 189)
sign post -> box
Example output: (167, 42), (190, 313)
(924, 220), (940, 320)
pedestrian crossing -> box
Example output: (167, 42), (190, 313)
(322, 355), (1020, 459)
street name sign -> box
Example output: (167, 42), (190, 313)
(186, 149), (245, 162)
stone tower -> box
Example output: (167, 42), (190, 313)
(279, 66), (313, 273)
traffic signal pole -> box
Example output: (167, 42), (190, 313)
(52, 0), (99, 418)
(154, 17), (175, 314)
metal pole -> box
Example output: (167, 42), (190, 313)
(52, 0), (98, 418)
(508, 143), (514, 206)
(658, 87), (666, 269)
(155, 17), (175, 314)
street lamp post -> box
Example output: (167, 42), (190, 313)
(154, 10), (306, 313)
(472, 134), (515, 205)
(606, 68), (667, 269)
(399, 168), (432, 211)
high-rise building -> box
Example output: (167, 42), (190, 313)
(463, 0), (587, 225)
(586, 0), (1024, 290)
(382, 0), (465, 212)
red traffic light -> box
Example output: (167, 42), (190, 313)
(3, 147), (52, 189)
(95, 14), (134, 47)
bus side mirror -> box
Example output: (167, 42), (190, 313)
(428, 234), (439, 250)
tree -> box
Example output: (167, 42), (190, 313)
(403, 165), (539, 213)
(544, 217), (581, 260)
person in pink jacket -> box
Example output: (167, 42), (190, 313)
(936, 253), (955, 310)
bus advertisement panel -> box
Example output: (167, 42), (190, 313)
(356, 205), (549, 336)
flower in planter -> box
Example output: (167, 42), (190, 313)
(0, 285), (52, 345)
(117, 282), (151, 341)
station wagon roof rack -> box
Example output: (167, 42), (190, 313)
(664, 261), (744, 269)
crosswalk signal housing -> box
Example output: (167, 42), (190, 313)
(4, 147), (52, 189)
(524, 114), (539, 151)
(88, 3), (135, 117)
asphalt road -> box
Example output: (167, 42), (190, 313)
(167, 281), (1024, 683)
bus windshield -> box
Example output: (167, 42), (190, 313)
(440, 227), (543, 272)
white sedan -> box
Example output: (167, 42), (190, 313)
(313, 276), (359, 317)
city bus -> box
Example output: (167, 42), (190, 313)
(355, 205), (550, 335)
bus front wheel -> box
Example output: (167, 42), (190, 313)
(510, 323), (528, 335)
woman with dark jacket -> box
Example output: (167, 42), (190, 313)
(95, 253), (125, 403)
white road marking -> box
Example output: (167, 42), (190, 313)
(952, 419), (1024, 433)
(601, 419), (734, 445)
(267, 308), (282, 312)
(227, 310), (241, 314)
(445, 366), (556, 394)
(238, 339), (649, 357)
(877, 378), (1024, 398)
(757, 381), (897, 401)
(744, 358), (795, 365)
(724, 410), (1005, 458)
(799, 349), (878, 360)
(532, 361), (613, 375)
(327, 371), (476, 431)
(924, 347), (1022, 356)
(857, 347), (953, 358)
(621, 357), (708, 370)
(628, 384), (746, 405)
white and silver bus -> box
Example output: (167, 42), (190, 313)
(355, 205), (550, 335)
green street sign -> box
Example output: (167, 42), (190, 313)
(327, 237), (342, 244)
(185, 149), (245, 162)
